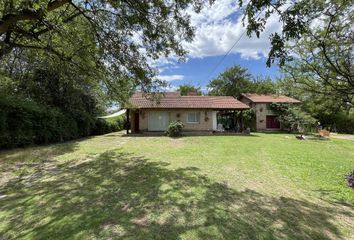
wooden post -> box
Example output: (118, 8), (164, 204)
(126, 109), (130, 134)
(233, 110), (236, 132)
(240, 110), (243, 132)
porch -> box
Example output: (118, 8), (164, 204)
(125, 109), (247, 134)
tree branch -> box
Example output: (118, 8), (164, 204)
(0, 0), (71, 35)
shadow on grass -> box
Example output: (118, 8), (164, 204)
(0, 141), (78, 176)
(0, 150), (351, 239)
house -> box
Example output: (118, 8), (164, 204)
(239, 93), (300, 131)
(125, 92), (249, 133)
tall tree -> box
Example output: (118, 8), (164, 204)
(281, 1), (353, 105)
(252, 76), (277, 95)
(0, 0), (207, 101)
(278, 76), (354, 133)
(208, 65), (252, 98)
(240, 0), (353, 67)
(178, 84), (202, 96)
(207, 65), (276, 98)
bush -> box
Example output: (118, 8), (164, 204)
(270, 103), (317, 133)
(333, 111), (354, 134)
(92, 118), (124, 135)
(241, 109), (256, 131)
(0, 95), (122, 149)
(346, 171), (354, 189)
(92, 115), (125, 135)
(165, 121), (184, 137)
(105, 115), (126, 130)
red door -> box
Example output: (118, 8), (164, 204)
(266, 116), (280, 129)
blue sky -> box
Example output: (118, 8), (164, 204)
(159, 54), (280, 91)
(150, 0), (282, 92)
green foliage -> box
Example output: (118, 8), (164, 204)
(0, 95), (123, 149)
(0, 0), (207, 97)
(0, 58), (119, 148)
(240, 109), (256, 131)
(270, 103), (317, 133)
(0, 75), (16, 95)
(165, 121), (184, 137)
(2, 0), (351, 92)
(281, 1), (353, 105)
(93, 116), (125, 135)
(208, 65), (276, 98)
(92, 119), (122, 136)
(332, 111), (354, 134)
(105, 115), (126, 130)
(278, 77), (353, 133)
(208, 65), (252, 98)
(178, 84), (202, 96)
(252, 76), (277, 95)
(241, 0), (353, 67)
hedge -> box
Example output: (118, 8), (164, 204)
(333, 111), (354, 134)
(0, 95), (124, 149)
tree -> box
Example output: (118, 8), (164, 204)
(281, 2), (353, 106)
(275, 0), (354, 133)
(240, 0), (353, 67)
(208, 65), (252, 98)
(178, 84), (202, 96)
(0, 0), (206, 100)
(278, 76), (354, 133)
(269, 103), (317, 133)
(207, 65), (276, 98)
(252, 76), (277, 95)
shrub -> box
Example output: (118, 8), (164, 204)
(165, 121), (184, 137)
(333, 111), (354, 134)
(241, 109), (256, 131)
(0, 95), (121, 149)
(270, 103), (317, 133)
(347, 171), (354, 189)
(92, 119), (118, 135)
(92, 115), (125, 135)
(105, 115), (126, 130)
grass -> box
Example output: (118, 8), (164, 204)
(0, 132), (353, 239)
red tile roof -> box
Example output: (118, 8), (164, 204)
(127, 92), (249, 109)
(240, 93), (300, 103)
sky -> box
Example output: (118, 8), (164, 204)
(151, 0), (283, 92)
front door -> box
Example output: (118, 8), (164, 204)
(133, 112), (139, 133)
(266, 115), (280, 129)
(148, 112), (169, 131)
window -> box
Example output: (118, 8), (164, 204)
(187, 112), (200, 123)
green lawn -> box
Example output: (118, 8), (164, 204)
(0, 132), (353, 239)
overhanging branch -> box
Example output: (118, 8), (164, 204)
(0, 0), (71, 35)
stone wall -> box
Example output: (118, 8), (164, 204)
(254, 103), (278, 130)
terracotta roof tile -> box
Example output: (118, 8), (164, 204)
(241, 93), (300, 103)
(126, 92), (249, 109)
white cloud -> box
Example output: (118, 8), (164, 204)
(157, 74), (184, 82)
(183, 0), (282, 59)
(160, 85), (179, 92)
(186, 0), (238, 25)
(145, 0), (283, 72)
(146, 55), (182, 75)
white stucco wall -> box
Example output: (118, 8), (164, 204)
(138, 109), (214, 131)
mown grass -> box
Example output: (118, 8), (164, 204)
(0, 132), (353, 239)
